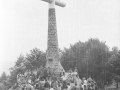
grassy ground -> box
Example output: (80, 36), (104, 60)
(106, 88), (120, 90)
(104, 83), (120, 90)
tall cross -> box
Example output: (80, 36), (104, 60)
(41, 0), (66, 74)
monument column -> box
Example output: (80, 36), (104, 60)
(41, 0), (66, 74)
(46, 1), (59, 66)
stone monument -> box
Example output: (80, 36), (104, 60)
(41, 0), (66, 74)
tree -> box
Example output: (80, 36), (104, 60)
(8, 69), (18, 87)
(61, 38), (111, 88)
(0, 72), (7, 83)
(25, 48), (46, 70)
(107, 48), (120, 88)
(8, 48), (46, 87)
(0, 72), (9, 90)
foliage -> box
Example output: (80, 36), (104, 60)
(61, 38), (111, 88)
(0, 72), (9, 90)
(6, 48), (46, 87)
(0, 38), (120, 89)
(107, 47), (120, 88)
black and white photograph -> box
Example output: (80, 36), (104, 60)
(0, 0), (120, 90)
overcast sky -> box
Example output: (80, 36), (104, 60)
(0, 0), (120, 75)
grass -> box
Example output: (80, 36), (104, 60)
(104, 83), (120, 90)
(100, 83), (120, 90)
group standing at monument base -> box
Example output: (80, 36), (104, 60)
(8, 1), (97, 90)
(8, 67), (97, 90)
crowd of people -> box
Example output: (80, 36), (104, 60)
(9, 67), (97, 90)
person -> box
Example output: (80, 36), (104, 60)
(50, 86), (54, 90)
(76, 76), (82, 90)
(62, 81), (68, 90)
(74, 67), (78, 74)
(26, 83), (34, 90)
(57, 82), (62, 90)
(53, 80), (59, 90)
(87, 76), (93, 83)
(39, 80), (44, 90)
(21, 85), (26, 90)
(87, 77), (96, 90)
(70, 80), (75, 90)
(61, 73), (66, 81)
(34, 82), (39, 90)
(82, 77), (87, 90)
(40, 78), (45, 86)
(48, 77), (52, 86)
(69, 69), (72, 73)
(60, 69), (65, 77)
(44, 80), (50, 90)
(67, 83), (71, 90)
(8, 86), (13, 90)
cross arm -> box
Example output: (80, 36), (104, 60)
(41, 0), (66, 7)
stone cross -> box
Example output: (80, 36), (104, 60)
(41, 0), (66, 73)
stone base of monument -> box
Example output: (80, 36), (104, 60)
(46, 61), (65, 76)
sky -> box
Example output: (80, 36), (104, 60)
(0, 0), (120, 75)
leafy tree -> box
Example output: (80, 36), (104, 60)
(0, 72), (9, 90)
(8, 69), (18, 87)
(8, 48), (46, 87)
(25, 48), (46, 70)
(107, 47), (120, 88)
(0, 72), (7, 83)
(61, 38), (110, 88)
